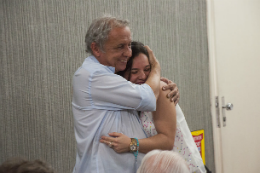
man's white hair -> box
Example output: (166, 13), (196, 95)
(85, 14), (130, 55)
(137, 150), (190, 173)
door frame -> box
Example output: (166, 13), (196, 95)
(207, 0), (223, 173)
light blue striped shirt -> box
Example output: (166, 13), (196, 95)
(72, 56), (156, 173)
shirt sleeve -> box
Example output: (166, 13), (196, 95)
(92, 72), (156, 111)
(72, 67), (156, 111)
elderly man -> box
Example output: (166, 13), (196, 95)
(137, 150), (190, 173)
(72, 15), (178, 173)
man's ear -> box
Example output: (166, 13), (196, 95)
(91, 42), (101, 57)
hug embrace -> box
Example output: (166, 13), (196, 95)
(72, 15), (205, 173)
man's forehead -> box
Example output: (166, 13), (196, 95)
(104, 26), (132, 46)
(109, 26), (131, 38)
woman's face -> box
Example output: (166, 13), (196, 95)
(128, 53), (151, 84)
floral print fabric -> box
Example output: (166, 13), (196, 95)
(139, 106), (206, 173)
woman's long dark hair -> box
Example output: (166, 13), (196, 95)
(117, 41), (150, 80)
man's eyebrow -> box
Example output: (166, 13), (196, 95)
(115, 43), (129, 46)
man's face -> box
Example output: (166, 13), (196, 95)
(98, 26), (132, 73)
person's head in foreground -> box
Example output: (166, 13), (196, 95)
(117, 41), (151, 83)
(85, 14), (132, 73)
(137, 150), (190, 173)
(0, 157), (55, 173)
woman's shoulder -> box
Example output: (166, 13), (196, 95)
(160, 80), (167, 87)
(159, 80), (170, 97)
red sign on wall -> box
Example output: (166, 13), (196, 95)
(191, 130), (205, 165)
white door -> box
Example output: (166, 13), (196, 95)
(208, 0), (260, 173)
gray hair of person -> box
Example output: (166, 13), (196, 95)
(85, 14), (130, 54)
(0, 157), (55, 173)
(137, 150), (190, 173)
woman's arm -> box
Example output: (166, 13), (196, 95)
(144, 46), (161, 100)
(100, 81), (176, 154)
(138, 81), (176, 153)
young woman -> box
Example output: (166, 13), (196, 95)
(100, 41), (206, 173)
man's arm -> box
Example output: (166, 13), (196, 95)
(89, 45), (161, 111)
(73, 62), (157, 112)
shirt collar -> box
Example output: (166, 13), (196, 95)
(89, 55), (116, 73)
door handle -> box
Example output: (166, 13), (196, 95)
(221, 97), (234, 127)
(222, 103), (233, 110)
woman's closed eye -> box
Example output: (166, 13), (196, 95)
(131, 70), (138, 74)
(144, 67), (151, 72)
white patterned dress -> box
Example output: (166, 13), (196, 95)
(140, 104), (206, 173)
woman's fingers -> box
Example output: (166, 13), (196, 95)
(101, 135), (116, 142)
(100, 133), (120, 149)
(100, 133), (131, 153)
(100, 138), (116, 149)
(144, 45), (158, 67)
(108, 132), (122, 137)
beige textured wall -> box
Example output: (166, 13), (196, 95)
(0, 0), (214, 172)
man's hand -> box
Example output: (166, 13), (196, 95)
(160, 77), (180, 105)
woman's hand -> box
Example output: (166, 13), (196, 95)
(144, 45), (160, 69)
(100, 132), (131, 153)
(160, 77), (180, 105)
